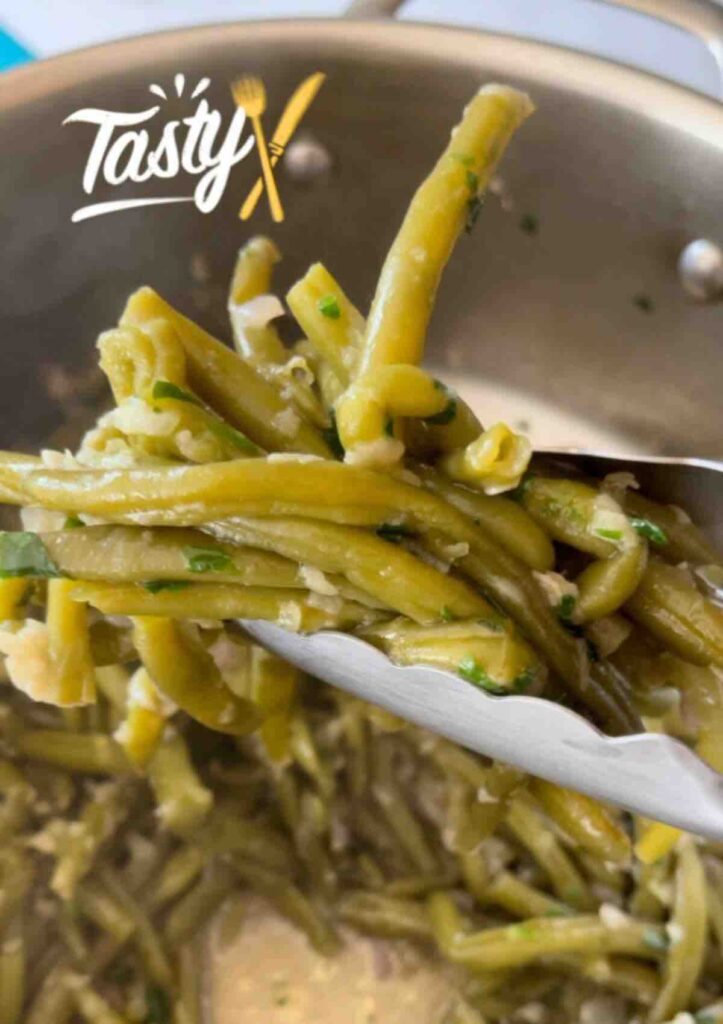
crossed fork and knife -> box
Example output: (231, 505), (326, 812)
(231, 72), (326, 223)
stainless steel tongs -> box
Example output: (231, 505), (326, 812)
(243, 451), (723, 839)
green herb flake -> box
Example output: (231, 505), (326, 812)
(207, 417), (259, 454)
(458, 655), (508, 695)
(322, 412), (345, 460)
(152, 379), (202, 406)
(182, 545), (233, 574)
(425, 398), (457, 427)
(595, 528), (623, 541)
(0, 532), (62, 579)
(317, 295), (341, 319)
(384, 416), (395, 438)
(142, 580), (192, 594)
(630, 517), (668, 546)
(585, 638), (601, 664)
(509, 472), (536, 504)
(642, 927), (669, 952)
(510, 921), (538, 940)
(544, 906), (572, 918)
(466, 170), (479, 193)
(64, 515), (84, 530)
(465, 194), (484, 234)
(440, 606), (456, 622)
(633, 293), (654, 313)
(519, 213), (539, 236)
(451, 153), (474, 167)
(145, 985), (171, 1024)
(512, 668), (535, 693)
(376, 523), (414, 544)
(557, 594), (576, 622)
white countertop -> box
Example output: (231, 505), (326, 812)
(0, 0), (719, 97)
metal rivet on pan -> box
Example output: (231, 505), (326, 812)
(678, 238), (723, 303)
(283, 134), (333, 182)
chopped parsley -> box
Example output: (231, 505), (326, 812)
(424, 395), (457, 426)
(557, 594), (576, 622)
(384, 416), (395, 438)
(630, 517), (668, 546)
(0, 532), (61, 578)
(466, 170), (479, 193)
(376, 523), (414, 544)
(633, 293), (654, 313)
(595, 528), (623, 541)
(152, 380), (201, 406)
(64, 515), (84, 530)
(519, 212), (539, 235)
(207, 418), (259, 454)
(465, 194), (484, 234)
(142, 580), (192, 594)
(440, 605), (456, 622)
(642, 927), (669, 952)
(317, 294), (341, 319)
(512, 668), (535, 693)
(451, 152), (474, 167)
(145, 985), (171, 1024)
(509, 472), (536, 504)
(457, 655), (508, 695)
(544, 905), (572, 917)
(182, 545), (233, 574)
(322, 412), (345, 460)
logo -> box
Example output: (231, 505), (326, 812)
(64, 72), (325, 223)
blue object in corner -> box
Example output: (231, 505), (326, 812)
(0, 27), (33, 71)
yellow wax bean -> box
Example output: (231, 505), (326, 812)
(441, 423), (532, 496)
(530, 780), (631, 865)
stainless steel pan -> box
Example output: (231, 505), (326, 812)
(0, 0), (721, 458)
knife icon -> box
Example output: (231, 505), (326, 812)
(239, 72), (326, 221)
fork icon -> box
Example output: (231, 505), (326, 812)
(231, 76), (284, 223)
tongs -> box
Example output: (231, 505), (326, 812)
(243, 451), (723, 839)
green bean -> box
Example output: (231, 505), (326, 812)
(286, 263), (364, 383)
(192, 802), (295, 874)
(650, 837), (707, 1023)
(626, 560), (723, 668)
(530, 779), (631, 864)
(230, 855), (339, 955)
(427, 892), (666, 971)
(26, 963), (75, 1024)
(76, 581), (374, 632)
(0, 911), (24, 1024)
(65, 973), (131, 1024)
(148, 846), (205, 912)
(75, 878), (136, 943)
(417, 466), (554, 571)
(481, 871), (570, 919)
(289, 713), (335, 800)
(120, 288), (331, 457)
(176, 940), (203, 1024)
(209, 516), (493, 626)
(163, 859), (237, 949)
(337, 890), (433, 942)
(47, 781), (131, 900)
(358, 85), (533, 372)
(133, 617), (259, 736)
(623, 489), (723, 567)
(0, 760), (33, 842)
(16, 730), (129, 774)
(146, 731), (213, 836)
(97, 865), (174, 989)
(36, 525), (309, 588)
(371, 735), (438, 874)
(520, 476), (648, 621)
(506, 794), (594, 911)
